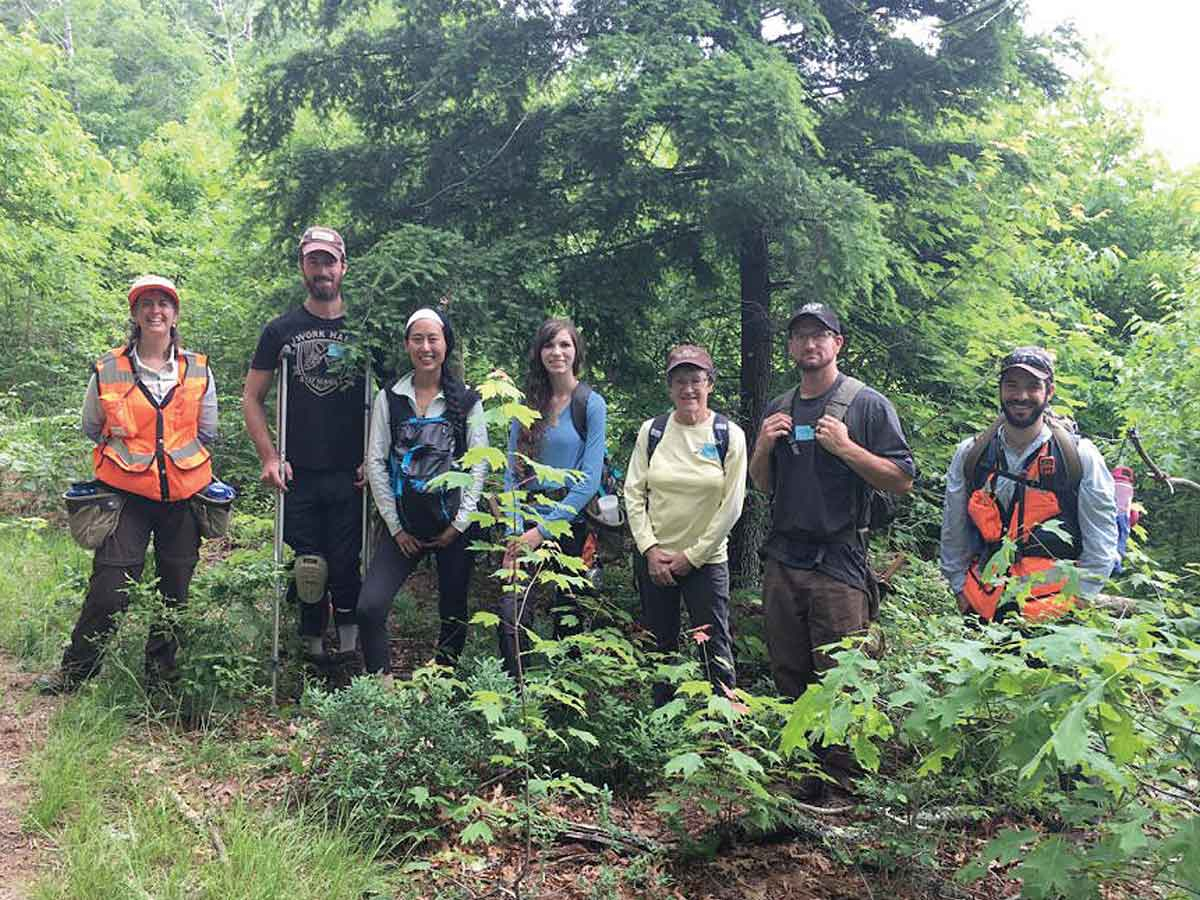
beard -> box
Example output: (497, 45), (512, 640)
(305, 273), (340, 302)
(1002, 397), (1048, 428)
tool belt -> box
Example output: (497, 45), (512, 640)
(190, 479), (237, 539)
(63, 481), (125, 550)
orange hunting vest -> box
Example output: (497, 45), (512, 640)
(962, 439), (1079, 623)
(92, 346), (212, 502)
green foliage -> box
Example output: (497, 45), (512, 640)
(91, 536), (277, 723)
(301, 659), (508, 846)
(654, 682), (806, 855)
(0, 517), (89, 664)
(0, 392), (94, 497)
(877, 605), (1200, 895)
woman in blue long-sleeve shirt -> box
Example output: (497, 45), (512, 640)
(499, 318), (607, 676)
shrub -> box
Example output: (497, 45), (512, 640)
(301, 659), (510, 845)
(97, 550), (275, 723)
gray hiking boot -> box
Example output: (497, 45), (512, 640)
(33, 671), (80, 696)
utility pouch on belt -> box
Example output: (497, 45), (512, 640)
(63, 481), (125, 550)
(190, 480), (237, 539)
(967, 489), (1004, 543)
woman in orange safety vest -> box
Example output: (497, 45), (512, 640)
(37, 275), (219, 693)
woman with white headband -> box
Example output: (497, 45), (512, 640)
(358, 307), (488, 677)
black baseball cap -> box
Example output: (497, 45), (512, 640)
(1000, 346), (1054, 381)
(786, 303), (842, 335)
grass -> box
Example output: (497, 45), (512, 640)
(23, 691), (127, 832)
(21, 680), (395, 899)
(31, 796), (396, 899)
(0, 519), (397, 899)
(0, 520), (89, 666)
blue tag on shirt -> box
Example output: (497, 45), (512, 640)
(699, 443), (719, 461)
(793, 424), (815, 442)
(326, 342), (347, 360)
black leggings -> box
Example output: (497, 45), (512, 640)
(497, 518), (589, 677)
(356, 527), (476, 673)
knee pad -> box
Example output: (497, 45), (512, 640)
(293, 554), (329, 605)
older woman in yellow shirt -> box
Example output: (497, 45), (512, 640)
(624, 345), (747, 706)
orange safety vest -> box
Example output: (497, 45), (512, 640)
(962, 438), (1081, 623)
(92, 346), (213, 502)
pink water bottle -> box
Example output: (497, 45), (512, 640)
(1112, 466), (1138, 528)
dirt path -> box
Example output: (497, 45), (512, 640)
(0, 654), (59, 900)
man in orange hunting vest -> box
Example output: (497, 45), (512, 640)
(939, 347), (1118, 622)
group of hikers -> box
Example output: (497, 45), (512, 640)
(38, 224), (1123, 795)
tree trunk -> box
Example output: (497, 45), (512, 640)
(728, 226), (773, 588)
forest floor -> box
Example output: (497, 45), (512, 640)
(0, 597), (967, 899)
(0, 515), (1033, 899)
(0, 653), (59, 900)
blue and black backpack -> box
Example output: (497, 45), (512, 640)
(385, 379), (480, 541)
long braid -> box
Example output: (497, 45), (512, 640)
(440, 359), (467, 426)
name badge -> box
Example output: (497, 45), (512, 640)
(793, 424), (815, 442)
(699, 443), (719, 461)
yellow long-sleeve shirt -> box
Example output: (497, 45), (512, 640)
(623, 411), (747, 567)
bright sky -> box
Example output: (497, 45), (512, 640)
(1024, 1), (1200, 170)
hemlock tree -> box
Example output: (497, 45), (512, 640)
(241, 0), (1056, 581)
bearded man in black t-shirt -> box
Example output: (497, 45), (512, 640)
(243, 226), (367, 664)
(749, 304), (915, 698)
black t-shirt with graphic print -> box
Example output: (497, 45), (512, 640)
(250, 305), (366, 472)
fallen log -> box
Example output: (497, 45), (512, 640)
(1083, 593), (1138, 616)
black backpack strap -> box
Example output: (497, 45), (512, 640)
(646, 414), (670, 463)
(456, 387), (481, 455)
(646, 412), (730, 471)
(384, 378), (415, 444)
(569, 382), (592, 440)
(712, 413), (730, 469)
(822, 377), (876, 534)
(782, 386), (799, 422)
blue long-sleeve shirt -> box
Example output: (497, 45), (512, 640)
(505, 389), (607, 537)
(939, 423), (1119, 597)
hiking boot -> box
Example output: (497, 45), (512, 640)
(33, 671), (80, 696)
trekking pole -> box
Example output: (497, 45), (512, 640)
(361, 358), (373, 577)
(272, 346), (292, 706)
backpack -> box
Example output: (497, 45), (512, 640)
(385, 379), (480, 540)
(780, 375), (897, 532)
(961, 411), (1083, 492)
(564, 382), (622, 500)
(961, 411), (1085, 564)
(565, 383), (627, 563)
(646, 412), (731, 469)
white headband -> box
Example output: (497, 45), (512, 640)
(406, 308), (442, 331)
